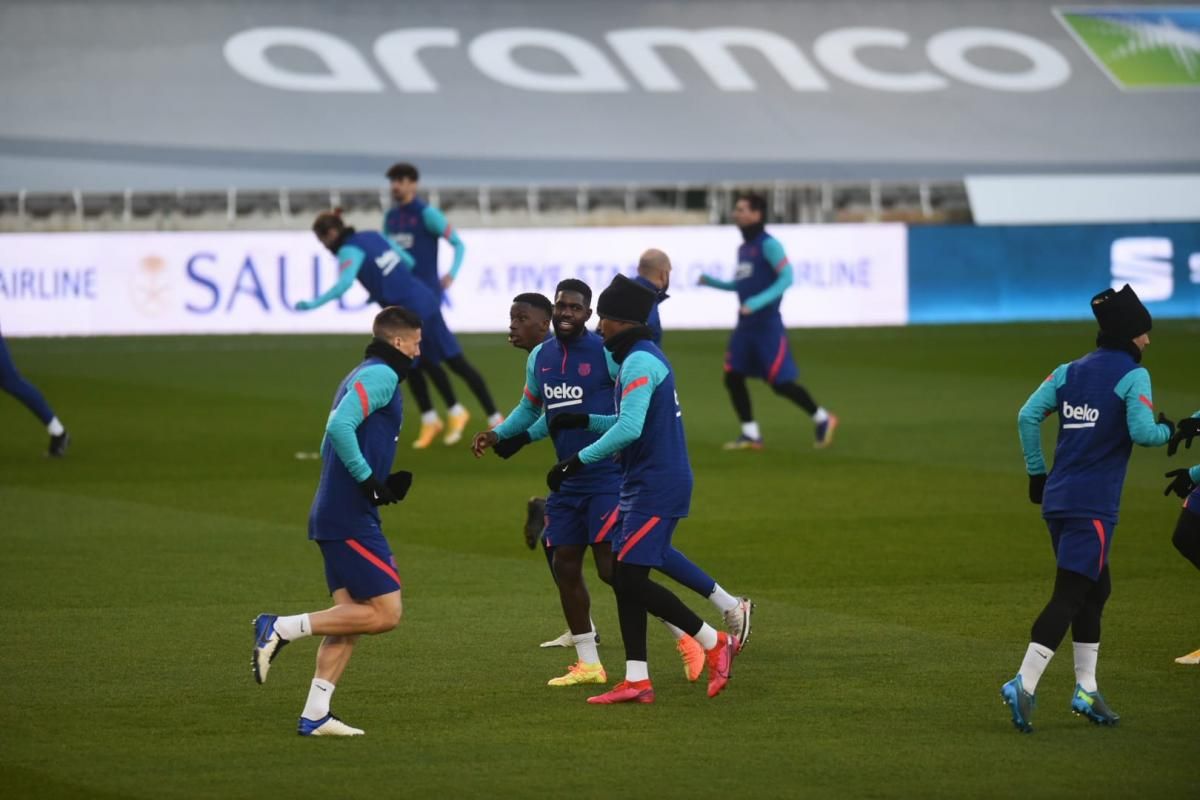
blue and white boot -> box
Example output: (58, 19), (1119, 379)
(298, 713), (365, 737)
(252, 614), (289, 685)
(1071, 684), (1120, 726)
(1000, 675), (1036, 733)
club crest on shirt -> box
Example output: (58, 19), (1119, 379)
(578, 362), (592, 377)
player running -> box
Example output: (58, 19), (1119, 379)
(1002, 285), (1173, 733)
(1, 325), (69, 456)
(251, 306), (420, 736)
(383, 162), (502, 447)
(547, 275), (742, 704)
(698, 192), (836, 450)
(1164, 410), (1200, 664)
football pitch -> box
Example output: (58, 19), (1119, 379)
(1, 321), (1197, 799)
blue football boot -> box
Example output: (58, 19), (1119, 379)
(1071, 684), (1120, 726)
(252, 613), (289, 685)
(1000, 675), (1036, 733)
(298, 713), (364, 736)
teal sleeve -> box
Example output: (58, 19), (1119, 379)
(387, 241), (416, 270)
(588, 414), (617, 434)
(1115, 368), (1171, 447)
(1190, 464), (1200, 483)
(527, 414), (549, 442)
(493, 346), (544, 440)
(324, 364), (399, 482)
(743, 264), (793, 313)
(700, 274), (737, 292)
(1017, 364), (1067, 475)
(578, 353), (668, 464)
(304, 245), (364, 309)
(423, 206), (465, 279)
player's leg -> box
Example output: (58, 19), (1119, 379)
(300, 588), (364, 736)
(1173, 505), (1200, 663)
(524, 496), (547, 550)
(1068, 565), (1118, 724)
(445, 354), (502, 428)
(761, 332), (837, 448)
(544, 494), (604, 684)
(409, 363), (445, 449)
(722, 328), (764, 449)
(771, 381), (837, 448)
(0, 332), (68, 455)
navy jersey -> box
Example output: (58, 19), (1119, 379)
(735, 231), (788, 328)
(612, 340), (693, 517)
(1020, 347), (1171, 524)
(383, 197), (442, 295)
(531, 332), (622, 495)
(341, 231), (438, 319)
(308, 357), (403, 540)
(634, 275), (665, 344)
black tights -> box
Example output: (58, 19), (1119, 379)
(1173, 509), (1200, 570)
(1030, 566), (1111, 649)
(723, 371), (818, 422)
(406, 356), (497, 416)
(612, 562), (703, 662)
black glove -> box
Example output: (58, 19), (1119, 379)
(546, 454), (585, 492)
(1164, 468), (1196, 499)
(493, 432), (531, 459)
(549, 413), (590, 434)
(1168, 417), (1200, 457)
(386, 470), (413, 501)
(1028, 474), (1047, 505)
(1157, 412), (1176, 440)
(360, 475), (399, 506)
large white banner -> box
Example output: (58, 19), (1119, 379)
(0, 225), (907, 337)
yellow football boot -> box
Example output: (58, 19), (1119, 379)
(443, 408), (471, 446)
(412, 417), (444, 449)
(547, 661), (607, 687)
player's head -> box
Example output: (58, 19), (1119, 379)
(732, 192), (767, 228)
(1092, 284), (1153, 354)
(373, 306), (423, 359)
(386, 162), (420, 203)
(637, 248), (672, 293)
(553, 279), (593, 340)
(595, 275), (656, 341)
(312, 208), (352, 254)
(509, 292), (552, 351)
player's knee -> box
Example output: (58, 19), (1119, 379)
(723, 371), (745, 390)
(371, 596), (402, 633)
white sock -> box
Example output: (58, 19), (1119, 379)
(708, 584), (739, 613)
(572, 632), (599, 664)
(1073, 641), (1099, 692)
(301, 678), (335, 721)
(273, 613), (312, 641)
(448, 403), (466, 416)
(421, 410), (439, 425)
(1017, 642), (1054, 694)
(625, 660), (649, 682)
(47, 417), (65, 436)
(487, 412), (504, 427)
(660, 620), (686, 640)
(694, 623), (719, 651)
(741, 421), (761, 440)
(813, 407), (829, 424)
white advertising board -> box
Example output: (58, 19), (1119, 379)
(0, 225), (907, 337)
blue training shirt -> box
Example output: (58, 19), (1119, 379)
(308, 357), (403, 540)
(1018, 347), (1171, 524)
(302, 231), (437, 320)
(383, 197), (465, 296)
(633, 275), (665, 345)
(700, 229), (794, 330)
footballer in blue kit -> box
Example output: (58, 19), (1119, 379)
(250, 306), (421, 737)
(383, 162), (502, 448)
(633, 248), (672, 345)
(0, 325), (69, 456)
(1164, 408), (1200, 664)
(1002, 285), (1173, 733)
(545, 275), (742, 704)
(699, 193), (837, 450)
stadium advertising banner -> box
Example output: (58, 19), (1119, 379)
(908, 222), (1200, 324)
(0, 224), (908, 337)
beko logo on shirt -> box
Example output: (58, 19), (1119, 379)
(1062, 402), (1100, 429)
(545, 383), (584, 409)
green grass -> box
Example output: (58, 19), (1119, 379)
(1, 321), (1198, 799)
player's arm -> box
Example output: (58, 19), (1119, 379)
(423, 206), (465, 286)
(324, 364), (400, 481)
(576, 352), (667, 464)
(492, 346), (545, 440)
(1017, 364), (1067, 476)
(698, 274), (737, 291)
(741, 239), (794, 313)
(1115, 367), (1172, 447)
(297, 245), (364, 311)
